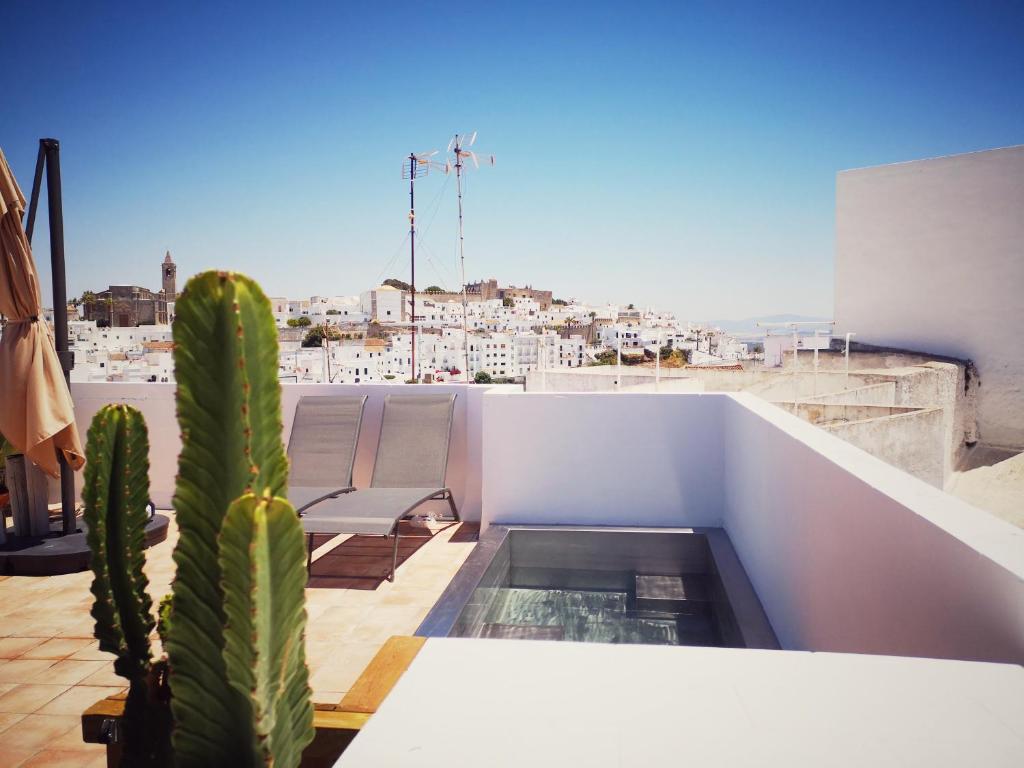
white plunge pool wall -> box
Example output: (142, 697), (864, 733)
(70, 382), (513, 521)
(480, 390), (1024, 664)
(481, 391), (726, 528)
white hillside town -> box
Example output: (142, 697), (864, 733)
(56, 274), (755, 385)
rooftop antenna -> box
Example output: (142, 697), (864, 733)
(402, 150), (443, 382)
(445, 132), (495, 381)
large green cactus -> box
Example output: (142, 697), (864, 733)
(83, 404), (171, 765)
(220, 492), (314, 767)
(167, 271), (309, 766)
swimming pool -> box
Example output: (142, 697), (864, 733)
(417, 526), (779, 649)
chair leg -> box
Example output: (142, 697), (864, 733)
(389, 524), (400, 582)
(445, 491), (460, 523)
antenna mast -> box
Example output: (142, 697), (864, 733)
(402, 149), (440, 382)
(446, 131), (494, 381)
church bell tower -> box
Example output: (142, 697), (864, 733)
(162, 251), (177, 298)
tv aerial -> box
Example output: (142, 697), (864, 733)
(444, 132), (495, 380)
(401, 150), (446, 381)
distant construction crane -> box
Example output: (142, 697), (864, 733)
(445, 132), (495, 381)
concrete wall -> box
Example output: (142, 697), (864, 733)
(823, 408), (946, 488)
(69, 382), (514, 521)
(835, 145), (1024, 449)
(796, 382), (896, 406)
(789, 403), (920, 424)
(746, 371), (869, 402)
(480, 391), (1024, 664)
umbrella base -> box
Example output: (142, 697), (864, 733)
(0, 513), (169, 576)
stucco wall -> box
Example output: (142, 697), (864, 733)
(835, 145), (1024, 449)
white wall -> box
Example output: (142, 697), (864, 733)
(70, 382), (512, 521)
(481, 392), (725, 529)
(835, 145), (1024, 449)
(722, 393), (1024, 664)
(480, 391), (1024, 664)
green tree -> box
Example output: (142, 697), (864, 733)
(383, 278), (412, 292)
(287, 316), (312, 327)
(474, 371), (493, 384)
(424, 285), (445, 294)
(302, 326), (342, 347)
(551, 298), (567, 306)
(502, 297), (514, 308)
(325, 309), (341, 315)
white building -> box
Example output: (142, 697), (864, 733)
(835, 145), (1024, 452)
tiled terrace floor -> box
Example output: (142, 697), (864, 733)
(0, 514), (476, 767)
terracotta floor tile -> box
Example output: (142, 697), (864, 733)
(48, 721), (99, 749)
(0, 510), (468, 759)
(27, 661), (108, 687)
(0, 746), (37, 768)
(67, 642), (110, 662)
(0, 685), (69, 714)
(0, 661), (57, 685)
(20, 639), (94, 661)
(17, 748), (104, 768)
(0, 711), (27, 733)
(77, 665), (124, 687)
(0, 713), (80, 749)
(0, 638), (45, 660)
(35, 686), (123, 716)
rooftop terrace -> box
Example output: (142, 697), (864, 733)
(2, 383), (1023, 765)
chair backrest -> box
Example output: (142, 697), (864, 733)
(287, 395), (367, 489)
(370, 393), (457, 489)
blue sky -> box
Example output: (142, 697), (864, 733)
(2, 1), (1021, 320)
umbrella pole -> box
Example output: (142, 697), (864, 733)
(38, 139), (77, 535)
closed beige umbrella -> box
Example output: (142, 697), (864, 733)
(0, 147), (84, 478)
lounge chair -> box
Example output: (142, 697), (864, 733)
(287, 395), (367, 513)
(299, 393), (460, 581)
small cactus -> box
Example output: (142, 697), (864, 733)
(83, 404), (170, 765)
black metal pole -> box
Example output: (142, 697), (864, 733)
(41, 139), (77, 535)
(25, 143), (45, 244)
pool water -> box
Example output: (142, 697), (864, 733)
(477, 583), (718, 646)
(421, 527), (779, 650)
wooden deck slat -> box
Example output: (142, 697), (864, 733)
(338, 635), (426, 714)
